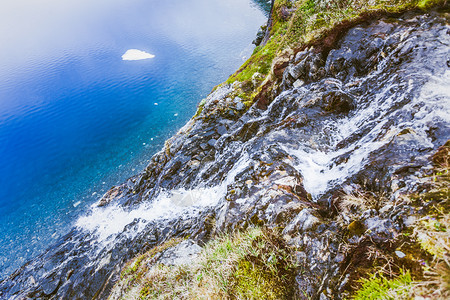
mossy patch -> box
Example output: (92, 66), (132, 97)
(347, 220), (366, 237)
(352, 270), (413, 300)
(225, 0), (448, 90)
(417, 0), (447, 9)
(193, 227), (297, 299)
(228, 234), (297, 299)
(115, 237), (186, 296)
(111, 227), (298, 299)
(193, 98), (207, 119)
(226, 36), (281, 83)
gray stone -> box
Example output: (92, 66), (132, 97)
(289, 62), (304, 79)
(282, 209), (320, 235)
(294, 49), (309, 63)
(293, 79), (304, 88)
(126, 179), (134, 190)
(188, 160), (201, 169)
(203, 130), (215, 137)
(236, 102), (245, 111)
(395, 250), (406, 258)
(360, 209), (376, 220)
(334, 253), (345, 263)
(365, 216), (393, 237)
(216, 125), (227, 136)
(207, 139), (217, 147)
(158, 240), (202, 266)
(42, 277), (60, 296)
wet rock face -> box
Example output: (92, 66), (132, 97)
(157, 240), (202, 266)
(1, 11), (449, 300)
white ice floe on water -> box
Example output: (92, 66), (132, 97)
(122, 49), (155, 61)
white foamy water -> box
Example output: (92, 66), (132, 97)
(121, 49), (155, 61)
(76, 187), (223, 241)
(283, 139), (388, 198)
(76, 152), (251, 242)
(284, 70), (450, 199)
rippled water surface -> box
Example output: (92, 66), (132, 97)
(0, 0), (268, 278)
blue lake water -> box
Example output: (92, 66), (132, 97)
(0, 0), (268, 279)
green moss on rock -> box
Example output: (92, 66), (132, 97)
(111, 227), (298, 299)
(225, 0), (448, 89)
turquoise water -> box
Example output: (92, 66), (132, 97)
(0, 0), (268, 278)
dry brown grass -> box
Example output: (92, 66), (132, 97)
(111, 227), (298, 299)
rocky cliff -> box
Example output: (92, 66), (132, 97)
(1, 1), (449, 299)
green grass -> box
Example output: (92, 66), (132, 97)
(193, 98), (207, 118)
(226, 0), (447, 86)
(112, 237), (186, 298)
(112, 227), (298, 299)
(226, 36), (280, 83)
(192, 227), (297, 299)
(353, 270), (413, 300)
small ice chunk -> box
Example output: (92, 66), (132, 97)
(122, 49), (155, 61)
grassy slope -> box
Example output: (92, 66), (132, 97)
(111, 228), (298, 299)
(220, 0), (447, 111)
(227, 0), (445, 84)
